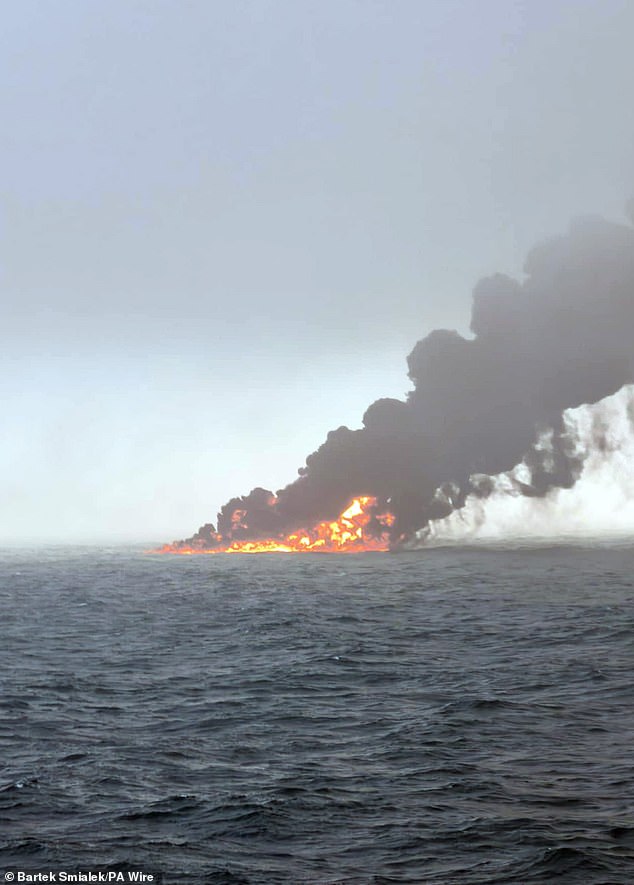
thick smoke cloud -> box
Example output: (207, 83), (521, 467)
(179, 209), (634, 548)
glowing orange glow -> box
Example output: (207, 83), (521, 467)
(156, 496), (395, 555)
(230, 509), (248, 529)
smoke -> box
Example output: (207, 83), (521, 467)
(177, 207), (634, 549)
(421, 384), (634, 544)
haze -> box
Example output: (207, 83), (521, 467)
(2, 0), (633, 544)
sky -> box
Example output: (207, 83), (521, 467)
(1, 0), (633, 544)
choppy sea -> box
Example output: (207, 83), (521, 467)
(1, 544), (634, 884)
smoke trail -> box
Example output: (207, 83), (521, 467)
(175, 208), (634, 549)
(422, 384), (634, 544)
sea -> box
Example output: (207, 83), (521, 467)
(1, 543), (634, 884)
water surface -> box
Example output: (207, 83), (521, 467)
(1, 544), (634, 883)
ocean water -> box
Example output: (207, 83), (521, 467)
(1, 544), (634, 884)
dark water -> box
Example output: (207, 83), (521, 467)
(1, 544), (634, 884)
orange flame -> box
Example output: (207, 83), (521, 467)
(156, 496), (395, 555)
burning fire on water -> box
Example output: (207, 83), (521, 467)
(157, 496), (395, 555)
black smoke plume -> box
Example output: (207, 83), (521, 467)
(175, 209), (634, 549)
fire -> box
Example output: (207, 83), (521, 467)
(157, 496), (395, 555)
(230, 508), (248, 529)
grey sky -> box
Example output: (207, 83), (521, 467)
(1, 0), (633, 543)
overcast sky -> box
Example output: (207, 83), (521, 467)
(2, 0), (633, 543)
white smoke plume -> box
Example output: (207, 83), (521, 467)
(421, 384), (634, 545)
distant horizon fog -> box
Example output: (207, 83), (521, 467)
(2, 0), (633, 544)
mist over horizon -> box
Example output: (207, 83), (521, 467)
(2, 0), (634, 545)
